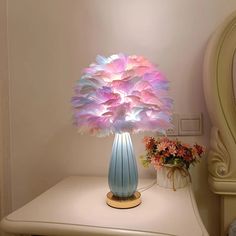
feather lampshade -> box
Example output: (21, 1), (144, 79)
(72, 53), (173, 208)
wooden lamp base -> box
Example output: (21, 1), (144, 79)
(106, 191), (141, 209)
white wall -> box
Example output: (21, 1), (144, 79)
(7, 1), (236, 235)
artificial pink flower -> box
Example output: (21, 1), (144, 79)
(168, 145), (177, 156)
(194, 144), (205, 155)
(157, 141), (169, 151)
(151, 156), (162, 170)
(177, 147), (186, 157)
(145, 137), (155, 150)
(191, 147), (198, 156)
(140, 137), (205, 170)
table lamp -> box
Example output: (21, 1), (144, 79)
(71, 53), (172, 208)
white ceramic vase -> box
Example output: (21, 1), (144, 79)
(156, 165), (190, 190)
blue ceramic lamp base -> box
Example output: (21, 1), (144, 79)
(107, 132), (141, 209)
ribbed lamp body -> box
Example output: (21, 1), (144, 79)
(108, 132), (138, 198)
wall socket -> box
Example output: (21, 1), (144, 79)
(166, 113), (179, 136)
(157, 113), (203, 136)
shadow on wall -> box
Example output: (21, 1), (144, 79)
(32, 125), (113, 188)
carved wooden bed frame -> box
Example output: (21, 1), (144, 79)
(203, 10), (236, 236)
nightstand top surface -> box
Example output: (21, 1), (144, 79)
(1, 176), (208, 236)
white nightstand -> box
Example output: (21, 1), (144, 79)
(1, 176), (209, 236)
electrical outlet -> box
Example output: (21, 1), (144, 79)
(166, 113), (179, 136)
(178, 113), (202, 136)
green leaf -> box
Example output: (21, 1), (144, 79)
(139, 155), (150, 168)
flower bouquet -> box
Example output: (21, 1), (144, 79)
(140, 137), (205, 190)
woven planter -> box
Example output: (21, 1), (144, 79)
(156, 164), (191, 191)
